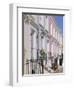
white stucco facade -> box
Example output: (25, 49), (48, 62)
(23, 14), (63, 74)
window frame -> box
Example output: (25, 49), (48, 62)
(9, 4), (71, 86)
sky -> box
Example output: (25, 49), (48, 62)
(55, 16), (63, 33)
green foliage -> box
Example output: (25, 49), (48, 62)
(40, 49), (47, 60)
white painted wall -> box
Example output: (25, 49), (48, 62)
(0, 0), (74, 89)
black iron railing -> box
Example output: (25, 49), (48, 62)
(25, 59), (51, 74)
(25, 54), (63, 74)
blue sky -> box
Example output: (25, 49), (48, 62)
(55, 16), (63, 33)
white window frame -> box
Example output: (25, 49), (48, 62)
(9, 4), (71, 86)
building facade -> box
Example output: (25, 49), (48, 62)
(23, 14), (63, 74)
(48, 16), (63, 72)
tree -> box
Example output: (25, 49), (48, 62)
(39, 49), (47, 73)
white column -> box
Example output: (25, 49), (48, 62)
(50, 24), (53, 35)
(33, 32), (37, 59)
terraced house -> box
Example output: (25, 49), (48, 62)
(22, 14), (63, 75)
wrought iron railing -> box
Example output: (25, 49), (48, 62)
(25, 59), (51, 74)
(25, 55), (63, 74)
